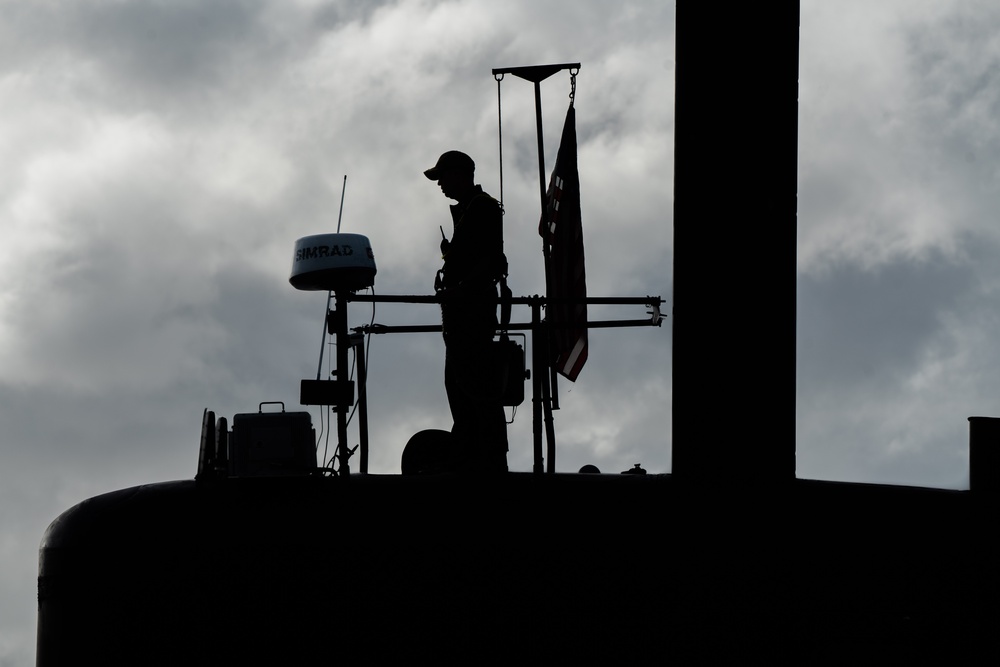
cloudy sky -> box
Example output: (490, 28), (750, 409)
(2, 0), (999, 662)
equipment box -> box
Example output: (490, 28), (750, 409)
(230, 410), (316, 477)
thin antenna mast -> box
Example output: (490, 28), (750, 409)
(336, 175), (347, 233)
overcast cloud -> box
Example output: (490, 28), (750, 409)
(2, 1), (999, 662)
(797, 0), (1000, 488)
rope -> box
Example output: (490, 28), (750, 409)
(495, 72), (505, 213)
(494, 72), (511, 337)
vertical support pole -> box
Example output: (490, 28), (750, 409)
(531, 298), (544, 474)
(352, 332), (369, 475)
(533, 80), (548, 215)
(530, 78), (560, 471)
(333, 290), (351, 476)
(545, 363), (556, 473)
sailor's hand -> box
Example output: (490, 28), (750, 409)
(440, 238), (450, 256)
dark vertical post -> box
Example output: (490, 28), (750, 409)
(333, 290), (351, 475)
(352, 332), (369, 474)
(544, 333), (557, 474)
(532, 80), (548, 215)
(672, 3), (799, 485)
(969, 416), (1000, 495)
(530, 79), (560, 472)
(531, 298), (544, 474)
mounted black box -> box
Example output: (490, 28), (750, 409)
(497, 336), (525, 407)
(230, 410), (316, 477)
(300, 379), (354, 407)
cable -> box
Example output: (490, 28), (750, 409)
(507, 404), (517, 425)
(321, 404), (332, 475)
(364, 287), (376, 388)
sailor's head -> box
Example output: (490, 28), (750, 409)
(424, 150), (475, 200)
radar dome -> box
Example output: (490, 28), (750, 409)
(290, 233), (376, 292)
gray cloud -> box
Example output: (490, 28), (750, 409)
(795, 0), (1000, 490)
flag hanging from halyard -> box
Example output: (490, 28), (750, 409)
(539, 103), (588, 381)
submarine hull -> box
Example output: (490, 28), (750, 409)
(37, 473), (1000, 664)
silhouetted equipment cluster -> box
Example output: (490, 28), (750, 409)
(281, 91), (661, 475)
(198, 404), (317, 480)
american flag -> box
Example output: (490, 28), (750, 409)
(539, 103), (588, 382)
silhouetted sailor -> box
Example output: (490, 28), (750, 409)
(425, 150), (508, 472)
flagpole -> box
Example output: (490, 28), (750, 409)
(492, 63), (580, 474)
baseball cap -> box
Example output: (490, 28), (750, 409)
(423, 151), (475, 180)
